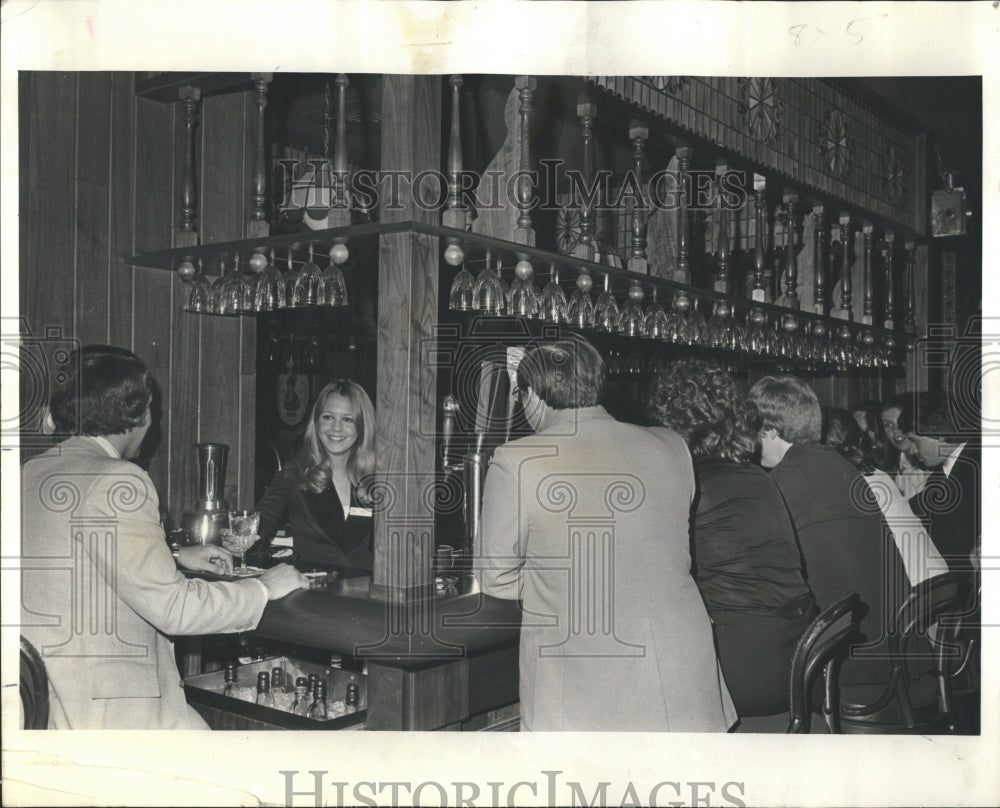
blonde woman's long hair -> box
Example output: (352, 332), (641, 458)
(297, 379), (376, 504)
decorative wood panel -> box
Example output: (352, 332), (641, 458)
(589, 76), (925, 236)
(371, 76), (442, 595)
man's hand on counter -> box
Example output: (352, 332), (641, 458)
(260, 564), (310, 600)
(177, 544), (233, 576)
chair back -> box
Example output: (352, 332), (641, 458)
(20, 636), (49, 729)
(787, 593), (864, 733)
(887, 571), (972, 727)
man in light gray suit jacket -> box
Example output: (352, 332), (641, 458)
(478, 336), (736, 731)
(20, 346), (306, 729)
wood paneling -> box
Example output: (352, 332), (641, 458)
(372, 76), (442, 594)
(108, 72), (136, 349)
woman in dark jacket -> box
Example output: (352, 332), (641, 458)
(647, 359), (816, 717)
(257, 379), (376, 570)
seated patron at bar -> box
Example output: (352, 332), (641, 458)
(20, 346), (307, 729)
(881, 394), (931, 498)
(256, 379), (376, 570)
(748, 375), (909, 685)
(648, 360), (817, 718)
(899, 392), (980, 570)
(478, 336), (737, 731)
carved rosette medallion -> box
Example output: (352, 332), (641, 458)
(883, 143), (907, 206)
(821, 108), (852, 179)
(739, 78), (784, 145)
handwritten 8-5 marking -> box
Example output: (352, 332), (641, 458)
(789, 13), (888, 47)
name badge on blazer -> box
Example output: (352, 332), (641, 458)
(348, 506), (373, 518)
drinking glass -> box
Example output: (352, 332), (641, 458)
(448, 263), (475, 311)
(254, 249), (286, 312)
(508, 259), (540, 319)
(706, 301), (735, 350)
(663, 294), (687, 344)
(643, 288), (669, 340)
(224, 510), (261, 574)
(593, 274), (620, 333)
(566, 272), (594, 329)
(539, 264), (568, 324)
(618, 285), (645, 338)
(683, 298), (708, 346)
(473, 259), (506, 315)
(184, 259), (213, 313)
(292, 245), (324, 307)
(321, 245), (348, 307)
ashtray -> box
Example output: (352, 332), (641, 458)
(303, 570), (338, 589)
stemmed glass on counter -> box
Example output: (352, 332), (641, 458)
(222, 510), (260, 574)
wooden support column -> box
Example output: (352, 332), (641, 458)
(572, 99), (597, 262)
(836, 211), (853, 321)
(372, 75), (442, 600)
(882, 231), (895, 329)
(751, 173), (769, 302)
(513, 75), (536, 247)
(861, 221), (874, 325)
(778, 191), (799, 309)
(627, 120), (649, 275)
(675, 144), (693, 284)
(714, 159), (731, 295)
(812, 204), (827, 316)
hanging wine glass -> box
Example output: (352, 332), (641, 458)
(539, 263), (568, 324)
(183, 258), (212, 313)
(448, 262), (475, 311)
(567, 271), (595, 329)
(618, 284), (645, 337)
(593, 273), (620, 333)
(643, 287), (669, 340)
(214, 257), (241, 316)
(706, 300), (734, 350)
(235, 255), (256, 313)
(745, 309), (768, 356)
(683, 296), (708, 346)
(473, 256), (506, 315)
(321, 244), (349, 306)
(292, 244), (324, 307)
(663, 291), (687, 344)
(281, 249), (298, 309)
(254, 249), (285, 312)
(508, 258), (540, 319)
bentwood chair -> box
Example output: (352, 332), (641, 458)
(20, 636), (49, 729)
(838, 572), (973, 734)
(787, 593), (865, 733)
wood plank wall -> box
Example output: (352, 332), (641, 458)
(20, 71), (259, 523)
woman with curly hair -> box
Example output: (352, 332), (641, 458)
(647, 359), (815, 718)
(257, 379), (376, 570)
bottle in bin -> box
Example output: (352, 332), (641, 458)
(291, 677), (310, 716)
(223, 663), (237, 698)
(307, 679), (328, 720)
(346, 676), (360, 710)
(255, 671), (275, 707)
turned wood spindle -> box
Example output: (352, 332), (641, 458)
(628, 120), (649, 275)
(838, 212), (852, 320)
(443, 75), (466, 229)
(178, 86), (201, 233)
(883, 231), (895, 329)
(573, 99), (597, 262)
(714, 160), (731, 295)
(781, 192), (799, 308)
(331, 74), (350, 212)
(751, 173), (768, 302)
(904, 240), (916, 328)
(251, 73), (272, 225)
(515, 76), (536, 246)
(862, 222), (874, 324)
(675, 144), (693, 284)
(812, 203), (827, 315)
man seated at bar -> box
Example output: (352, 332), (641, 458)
(899, 391), (980, 571)
(648, 359), (816, 719)
(881, 394), (931, 498)
(256, 379), (376, 571)
(478, 335), (737, 731)
(748, 375), (909, 684)
(20, 345), (307, 729)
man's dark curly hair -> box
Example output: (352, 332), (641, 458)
(646, 359), (760, 464)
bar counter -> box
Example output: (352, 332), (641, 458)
(200, 565), (523, 730)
